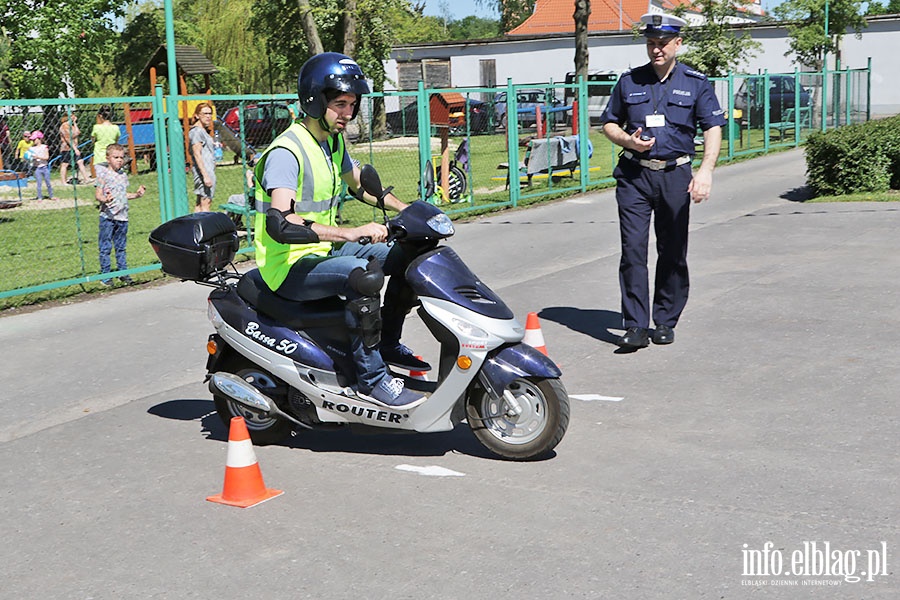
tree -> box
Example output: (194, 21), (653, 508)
(573, 0), (590, 83)
(251, 0), (415, 136)
(0, 26), (13, 96)
(671, 1), (763, 78)
(391, 5), (454, 43)
(447, 16), (502, 40)
(342, 0), (358, 56)
(190, 0), (271, 94)
(297, 0), (325, 55)
(0, 0), (124, 99)
(866, 0), (900, 14)
(773, 0), (866, 71)
(115, 0), (272, 96)
(117, 9), (168, 95)
(477, 0), (535, 33)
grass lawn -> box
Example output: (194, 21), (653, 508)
(806, 190), (900, 202)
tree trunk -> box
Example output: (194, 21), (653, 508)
(573, 0), (591, 82)
(296, 0), (324, 55)
(342, 0), (357, 57)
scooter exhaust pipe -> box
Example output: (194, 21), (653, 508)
(208, 372), (314, 430)
(209, 372), (273, 413)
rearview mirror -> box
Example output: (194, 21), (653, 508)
(359, 164), (385, 209)
(422, 161), (435, 200)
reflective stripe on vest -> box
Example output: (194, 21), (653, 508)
(253, 123), (345, 290)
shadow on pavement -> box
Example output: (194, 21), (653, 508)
(782, 185), (815, 202)
(147, 398), (538, 461)
(539, 306), (622, 345)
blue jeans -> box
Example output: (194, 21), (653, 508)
(99, 217), (129, 277)
(275, 242), (412, 393)
(34, 165), (52, 199)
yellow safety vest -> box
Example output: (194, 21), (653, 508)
(253, 122), (345, 291)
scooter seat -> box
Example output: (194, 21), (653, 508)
(237, 269), (347, 329)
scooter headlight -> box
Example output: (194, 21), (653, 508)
(427, 213), (454, 236)
(452, 318), (488, 339)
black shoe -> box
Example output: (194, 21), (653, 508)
(380, 343), (432, 372)
(119, 276), (135, 285)
(617, 327), (649, 349)
(652, 325), (675, 345)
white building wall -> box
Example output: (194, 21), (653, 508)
(386, 16), (898, 116)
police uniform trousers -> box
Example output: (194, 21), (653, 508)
(613, 157), (692, 330)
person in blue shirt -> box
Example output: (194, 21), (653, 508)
(600, 12), (726, 350)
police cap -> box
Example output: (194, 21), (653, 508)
(640, 13), (687, 38)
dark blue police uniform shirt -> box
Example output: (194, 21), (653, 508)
(601, 61), (726, 160)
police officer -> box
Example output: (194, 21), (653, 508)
(600, 13), (725, 349)
(254, 53), (428, 409)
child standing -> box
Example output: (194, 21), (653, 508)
(94, 143), (145, 286)
(15, 130), (33, 174)
(29, 131), (57, 201)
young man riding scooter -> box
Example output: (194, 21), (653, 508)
(253, 52), (429, 409)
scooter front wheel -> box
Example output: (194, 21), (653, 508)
(466, 377), (569, 461)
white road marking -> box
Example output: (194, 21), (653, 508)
(570, 394), (624, 402)
(395, 464), (466, 477)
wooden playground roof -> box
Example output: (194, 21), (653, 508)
(142, 45), (218, 77)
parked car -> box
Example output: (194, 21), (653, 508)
(221, 101), (293, 149)
(493, 88), (563, 130)
(563, 70), (619, 125)
(734, 75), (812, 124)
(385, 99), (492, 136)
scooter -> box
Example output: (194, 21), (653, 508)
(148, 163), (569, 460)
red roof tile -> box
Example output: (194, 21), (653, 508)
(508, 0), (694, 36)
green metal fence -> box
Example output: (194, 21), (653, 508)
(0, 65), (870, 307)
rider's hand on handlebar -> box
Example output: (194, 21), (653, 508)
(352, 222), (388, 244)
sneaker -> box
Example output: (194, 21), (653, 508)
(99, 279), (113, 287)
(119, 276), (134, 284)
(380, 342), (432, 372)
(360, 377), (426, 410)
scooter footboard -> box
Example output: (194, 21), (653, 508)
(478, 343), (562, 399)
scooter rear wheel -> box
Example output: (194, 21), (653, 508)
(212, 355), (292, 446)
(466, 377), (569, 461)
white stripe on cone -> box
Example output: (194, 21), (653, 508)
(225, 438), (258, 469)
(523, 312), (548, 355)
(523, 326), (546, 349)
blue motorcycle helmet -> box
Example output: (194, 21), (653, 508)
(297, 52), (370, 121)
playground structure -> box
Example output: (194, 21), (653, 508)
(428, 93), (474, 204)
(142, 45), (219, 173)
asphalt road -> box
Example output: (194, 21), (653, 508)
(2, 148), (898, 599)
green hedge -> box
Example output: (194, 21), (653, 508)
(805, 115), (900, 197)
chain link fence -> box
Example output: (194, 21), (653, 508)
(0, 66), (870, 308)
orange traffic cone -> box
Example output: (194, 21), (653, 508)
(409, 356), (428, 382)
(207, 416), (283, 508)
(522, 312), (549, 356)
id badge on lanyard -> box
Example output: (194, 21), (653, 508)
(646, 77), (671, 129)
